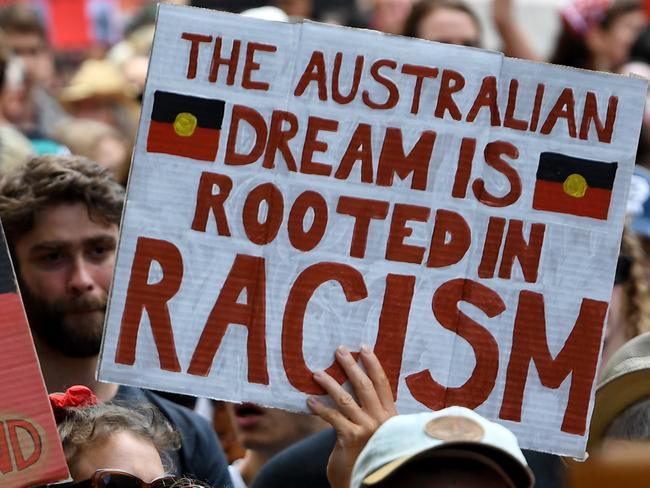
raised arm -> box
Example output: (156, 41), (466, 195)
(492, 0), (542, 61)
(306, 345), (397, 488)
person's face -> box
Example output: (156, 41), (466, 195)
(5, 31), (53, 86)
(14, 202), (118, 357)
(371, 0), (414, 35)
(228, 403), (325, 454)
(416, 7), (480, 47)
(71, 431), (166, 482)
(593, 10), (646, 70)
(375, 457), (514, 488)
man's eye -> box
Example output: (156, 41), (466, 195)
(89, 245), (113, 259)
(39, 252), (63, 264)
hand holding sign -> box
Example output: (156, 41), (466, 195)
(307, 346), (397, 488)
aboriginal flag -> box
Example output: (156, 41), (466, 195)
(146, 90), (225, 161)
(532, 152), (617, 220)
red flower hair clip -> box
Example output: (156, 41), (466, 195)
(49, 385), (98, 423)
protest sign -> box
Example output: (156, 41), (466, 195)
(0, 222), (69, 486)
(98, 3), (648, 457)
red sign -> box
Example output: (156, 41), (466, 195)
(0, 223), (68, 486)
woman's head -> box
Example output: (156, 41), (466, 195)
(402, 0), (481, 48)
(552, 0), (646, 71)
(57, 401), (180, 483)
(603, 224), (650, 366)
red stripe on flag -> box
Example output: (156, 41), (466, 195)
(147, 120), (220, 162)
(532, 180), (612, 220)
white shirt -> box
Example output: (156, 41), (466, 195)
(228, 461), (248, 488)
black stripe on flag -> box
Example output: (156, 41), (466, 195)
(150, 90), (225, 129)
(536, 152), (617, 190)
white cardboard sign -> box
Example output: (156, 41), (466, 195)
(98, 3), (647, 457)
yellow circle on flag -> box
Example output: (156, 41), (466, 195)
(173, 112), (197, 137)
(563, 173), (588, 198)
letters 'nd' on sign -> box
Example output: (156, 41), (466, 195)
(0, 222), (69, 486)
(98, 4), (648, 458)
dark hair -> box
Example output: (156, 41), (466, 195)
(0, 155), (124, 249)
(606, 396), (650, 439)
(550, 0), (642, 69)
(0, 3), (46, 40)
(0, 29), (10, 89)
(630, 24), (650, 63)
(402, 0), (481, 42)
(58, 402), (180, 473)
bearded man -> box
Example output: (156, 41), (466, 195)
(0, 155), (232, 487)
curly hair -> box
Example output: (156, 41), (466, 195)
(0, 155), (124, 251)
(621, 223), (650, 339)
(57, 402), (181, 474)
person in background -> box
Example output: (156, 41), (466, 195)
(227, 403), (326, 487)
(587, 331), (650, 453)
(0, 3), (68, 139)
(58, 59), (139, 140)
(252, 350), (559, 488)
(275, 0), (313, 20)
(368, 0), (415, 35)
(0, 155), (231, 487)
(49, 386), (179, 486)
(346, 408), (533, 487)
(0, 29), (33, 174)
(402, 0), (481, 47)
(0, 3), (55, 91)
(552, 0), (646, 71)
(252, 347), (563, 488)
(51, 118), (131, 185)
(304, 346), (533, 488)
(601, 224), (650, 366)
(41, 385), (215, 488)
(493, 0), (647, 71)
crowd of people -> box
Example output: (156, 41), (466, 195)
(0, 0), (649, 487)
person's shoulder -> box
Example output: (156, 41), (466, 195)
(139, 389), (208, 427)
(251, 428), (335, 488)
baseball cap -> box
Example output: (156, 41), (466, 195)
(351, 406), (533, 488)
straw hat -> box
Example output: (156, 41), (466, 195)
(588, 331), (650, 452)
(59, 60), (129, 103)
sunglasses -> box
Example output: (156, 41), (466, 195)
(67, 470), (177, 488)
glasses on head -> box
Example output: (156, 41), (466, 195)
(69, 470), (177, 488)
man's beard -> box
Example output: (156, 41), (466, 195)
(19, 283), (107, 358)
